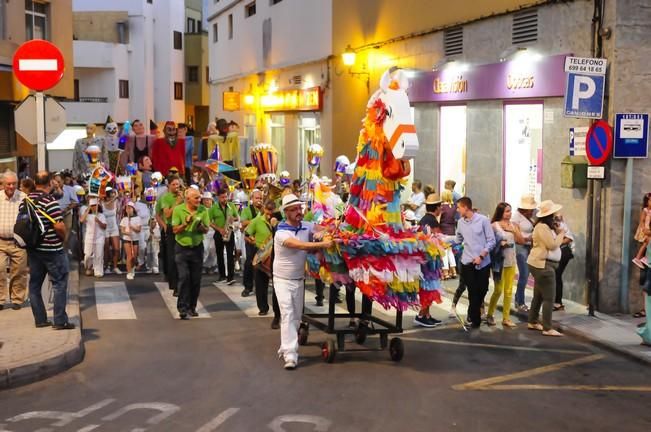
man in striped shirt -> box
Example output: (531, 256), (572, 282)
(23, 171), (74, 330)
(0, 170), (27, 310)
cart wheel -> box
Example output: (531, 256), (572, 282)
(355, 321), (368, 345)
(389, 337), (404, 362)
(321, 339), (336, 363)
(298, 325), (309, 346)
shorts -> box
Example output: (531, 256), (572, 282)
(122, 240), (140, 247)
(105, 227), (119, 238)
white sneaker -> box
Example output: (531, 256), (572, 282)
(126, 272), (134, 280)
(113, 267), (122, 275)
(235, 261), (241, 272)
(448, 305), (457, 318)
(284, 359), (296, 370)
(152, 267), (159, 274)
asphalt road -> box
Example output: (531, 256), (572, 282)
(1, 272), (651, 432)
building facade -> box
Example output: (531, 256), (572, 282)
(185, 0), (209, 136)
(0, 0), (74, 173)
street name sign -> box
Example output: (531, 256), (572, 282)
(585, 120), (613, 166)
(564, 56), (607, 119)
(12, 40), (65, 91)
(613, 113), (649, 159)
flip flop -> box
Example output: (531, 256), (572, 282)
(633, 311), (647, 318)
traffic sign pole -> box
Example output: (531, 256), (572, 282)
(35, 92), (47, 171)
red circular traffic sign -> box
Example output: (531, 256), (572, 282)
(12, 40), (65, 91)
(585, 120), (613, 166)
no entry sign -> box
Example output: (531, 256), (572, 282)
(585, 120), (613, 166)
(12, 40), (65, 91)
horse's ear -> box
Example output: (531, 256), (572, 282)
(380, 67), (409, 92)
(379, 69), (393, 91)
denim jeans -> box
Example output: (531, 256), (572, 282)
(515, 245), (531, 306)
(28, 249), (69, 326)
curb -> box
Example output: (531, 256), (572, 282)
(0, 260), (85, 389)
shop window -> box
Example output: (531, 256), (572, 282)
(174, 82), (183, 100)
(269, 114), (285, 173)
(439, 105), (467, 197)
(228, 14), (233, 39)
(243, 114), (257, 164)
(298, 114), (320, 180)
(245, 2), (256, 18)
(503, 103), (543, 207)
(25, 0), (49, 40)
(173, 31), (182, 50)
(188, 66), (199, 83)
(119, 80), (129, 99)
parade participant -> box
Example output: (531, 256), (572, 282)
(177, 123), (193, 184)
(133, 189), (151, 272)
(415, 193), (444, 327)
(24, 171), (74, 329)
(126, 119), (153, 166)
(274, 194), (333, 370)
(0, 170), (27, 309)
(155, 176), (183, 294)
(199, 121), (217, 161)
(102, 188), (121, 274)
(173, 187), (210, 320)
(134, 155), (154, 194)
(240, 189), (263, 296)
(80, 197), (106, 277)
(209, 187), (239, 285)
(201, 192), (217, 273)
(53, 171), (79, 248)
(120, 202), (142, 280)
(245, 198), (278, 316)
(72, 123), (108, 179)
(455, 196), (496, 329)
(151, 121), (186, 177)
(512, 194), (537, 312)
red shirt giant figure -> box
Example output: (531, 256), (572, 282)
(151, 121), (186, 177)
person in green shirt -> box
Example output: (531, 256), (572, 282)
(245, 199), (280, 323)
(209, 187), (239, 285)
(241, 189), (263, 296)
(172, 187), (210, 320)
(154, 176), (183, 294)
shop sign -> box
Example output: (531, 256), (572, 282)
(223, 92), (241, 111)
(408, 54), (568, 103)
(261, 87), (322, 112)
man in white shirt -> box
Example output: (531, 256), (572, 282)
(274, 194), (333, 370)
(405, 180), (426, 221)
(0, 170), (27, 309)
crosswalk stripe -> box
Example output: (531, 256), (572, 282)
(154, 282), (211, 319)
(94, 282), (137, 320)
(213, 282), (263, 318)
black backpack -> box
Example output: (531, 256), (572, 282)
(14, 196), (47, 249)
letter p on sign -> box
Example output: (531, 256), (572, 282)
(564, 73), (605, 119)
(572, 76), (596, 110)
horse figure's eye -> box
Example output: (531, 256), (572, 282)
(387, 106), (393, 118)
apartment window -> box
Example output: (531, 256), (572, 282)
(270, 0), (283, 5)
(212, 23), (218, 42)
(0, 0), (6, 39)
(187, 18), (196, 33)
(206, 66), (210, 84)
(228, 14), (233, 39)
(245, 2), (256, 18)
(25, 0), (50, 40)
(188, 66), (199, 83)
(73, 79), (80, 101)
(119, 80), (129, 99)
(174, 82), (183, 100)
(197, 21), (202, 33)
(173, 30), (182, 50)
(147, 0), (153, 3)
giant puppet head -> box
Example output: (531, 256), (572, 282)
(132, 119), (146, 136)
(164, 121), (177, 142)
(104, 116), (120, 152)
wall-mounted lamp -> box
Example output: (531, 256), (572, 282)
(499, 46), (528, 62)
(244, 94), (255, 105)
(342, 45), (356, 67)
(336, 44), (370, 94)
(432, 57), (468, 73)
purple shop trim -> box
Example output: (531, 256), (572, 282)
(407, 54), (569, 103)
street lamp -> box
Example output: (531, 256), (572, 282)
(342, 45), (356, 67)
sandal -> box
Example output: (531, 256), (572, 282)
(542, 329), (563, 337)
(527, 323), (543, 331)
(633, 311), (647, 318)
(502, 320), (517, 328)
(553, 304), (565, 311)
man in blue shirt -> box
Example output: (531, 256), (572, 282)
(455, 197), (496, 328)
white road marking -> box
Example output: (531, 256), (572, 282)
(18, 59), (58, 71)
(6, 399), (115, 428)
(154, 282), (210, 319)
(195, 408), (240, 432)
(101, 402), (180, 431)
(94, 282), (137, 320)
(268, 415), (332, 432)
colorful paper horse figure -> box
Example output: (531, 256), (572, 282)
(317, 67), (445, 310)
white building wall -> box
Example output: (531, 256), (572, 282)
(154, 0), (185, 122)
(207, 0), (333, 82)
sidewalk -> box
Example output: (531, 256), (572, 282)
(0, 261), (84, 388)
(440, 279), (651, 365)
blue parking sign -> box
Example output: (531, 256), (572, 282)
(564, 73), (605, 119)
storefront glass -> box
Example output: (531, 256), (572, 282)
(439, 105), (467, 196)
(298, 113), (320, 180)
(269, 114), (285, 171)
(243, 113), (256, 164)
(503, 103), (543, 207)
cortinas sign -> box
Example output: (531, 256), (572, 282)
(261, 87), (322, 112)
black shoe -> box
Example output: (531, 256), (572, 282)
(189, 310), (199, 317)
(179, 311), (189, 320)
(226, 279), (236, 286)
(258, 310), (269, 316)
(241, 289), (252, 297)
(35, 320), (53, 328)
(271, 317), (280, 329)
(172, 290), (179, 297)
(11, 303), (21, 310)
(315, 299), (324, 307)
(0, 304), (4, 310)
(426, 316), (442, 327)
(53, 322), (76, 330)
(348, 318), (357, 328)
(334, 296), (342, 304)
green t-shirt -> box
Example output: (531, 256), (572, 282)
(245, 214), (273, 248)
(240, 204), (259, 223)
(155, 192), (180, 224)
(172, 203), (210, 247)
(209, 202), (238, 228)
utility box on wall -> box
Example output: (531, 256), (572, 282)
(561, 156), (588, 189)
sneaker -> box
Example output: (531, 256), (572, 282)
(179, 311), (189, 320)
(113, 267), (122, 275)
(35, 320), (53, 328)
(189, 309), (199, 317)
(284, 359), (297, 370)
(152, 267), (159, 274)
(241, 289), (252, 297)
(315, 299), (324, 307)
(258, 310), (269, 316)
(486, 315), (496, 326)
(94, 273), (104, 278)
(227, 279), (236, 286)
(633, 258), (645, 269)
(126, 272), (134, 280)
(448, 304), (457, 318)
(85, 268), (93, 276)
(517, 304), (530, 313)
(271, 317), (280, 329)
(414, 315), (436, 328)
(53, 322), (76, 330)
(426, 316), (442, 326)
(235, 261), (241, 272)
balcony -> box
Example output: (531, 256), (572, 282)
(61, 97), (128, 125)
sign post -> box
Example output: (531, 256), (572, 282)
(563, 56), (607, 119)
(12, 40), (65, 171)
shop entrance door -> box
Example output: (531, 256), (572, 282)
(269, 114), (285, 172)
(503, 103), (543, 207)
(439, 105), (467, 197)
(298, 114), (320, 181)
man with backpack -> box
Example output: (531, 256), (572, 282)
(240, 189), (263, 297)
(0, 170), (26, 310)
(21, 171), (74, 329)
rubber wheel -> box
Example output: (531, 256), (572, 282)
(389, 337), (404, 362)
(321, 339), (336, 363)
(298, 326), (309, 346)
(354, 322), (368, 345)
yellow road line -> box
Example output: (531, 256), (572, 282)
(400, 336), (592, 355)
(453, 354), (604, 390)
(482, 384), (651, 392)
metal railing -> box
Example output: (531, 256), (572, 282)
(60, 97), (109, 103)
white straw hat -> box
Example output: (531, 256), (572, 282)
(280, 193), (303, 212)
(537, 200), (562, 218)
